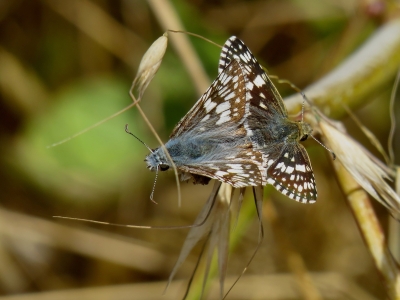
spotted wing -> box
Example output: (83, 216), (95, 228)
(218, 36), (287, 119)
(265, 142), (316, 203)
(219, 36), (317, 201)
(178, 148), (265, 188)
(170, 59), (248, 138)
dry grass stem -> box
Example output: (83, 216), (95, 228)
(47, 101), (137, 148)
(388, 168), (400, 262)
(0, 273), (378, 300)
(333, 160), (400, 300)
(342, 104), (390, 164)
(167, 30), (223, 48)
(284, 19), (400, 118)
(0, 208), (174, 275)
(147, 0), (210, 93)
(166, 181), (221, 296)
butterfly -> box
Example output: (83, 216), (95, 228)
(218, 36), (317, 203)
(145, 36), (317, 203)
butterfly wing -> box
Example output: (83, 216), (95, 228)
(265, 142), (317, 203)
(218, 36), (288, 119)
(170, 59), (248, 138)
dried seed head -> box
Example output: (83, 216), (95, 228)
(133, 33), (168, 98)
(319, 118), (400, 214)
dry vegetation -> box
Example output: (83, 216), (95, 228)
(1, 0), (400, 299)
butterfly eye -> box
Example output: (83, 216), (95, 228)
(300, 134), (308, 141)
(159, 164), (169, 171)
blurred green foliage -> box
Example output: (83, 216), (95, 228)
(15, 76), (140, 204)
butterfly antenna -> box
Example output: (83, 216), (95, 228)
(298, 91), (314, 122)
(310, 134), (336, 160)
(124, 124), (153, 153)
(301, 92), (306, 122)
(149, 166), (159, 204)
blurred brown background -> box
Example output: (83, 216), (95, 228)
(0, 0), (398, 299)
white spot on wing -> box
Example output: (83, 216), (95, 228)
(254, 75), (265, 87)
(227, 164), (243, 169)
(286, 166), (294, 174)
(227, 169), (243, 174)
(296, 164), (306, 172)
(216, 101), (231, 113)
(246, 82), (254, 90)
(220, 110), (231, 118)
(224, 92), (236, 101)
(205, 101), (217, 113)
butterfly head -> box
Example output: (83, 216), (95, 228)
(298, 121), (313, 142)
(145, 147), (171, 172)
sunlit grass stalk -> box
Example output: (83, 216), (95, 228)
(285, 19), (400, 118)
(333, 160), (400, 299)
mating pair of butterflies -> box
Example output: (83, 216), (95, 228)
(145, 36), (317, 203)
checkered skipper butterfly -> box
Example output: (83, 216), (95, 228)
(145, 59), (265, 188)
(218, 36), (317, 203)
